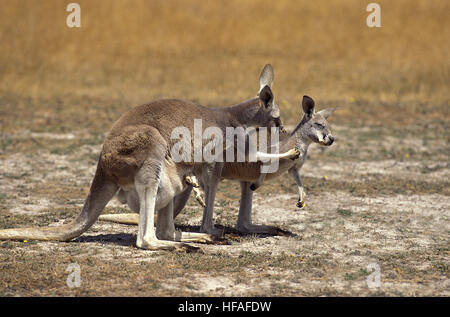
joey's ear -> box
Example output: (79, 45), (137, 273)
(259, 64), (274, 92)
(317, 107), (338, 119)
(302, 95), (315, 117)
(259, 85), (273, 110)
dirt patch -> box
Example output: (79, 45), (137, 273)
(0, 123), (448, 296)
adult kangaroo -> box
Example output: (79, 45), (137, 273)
(0, 64), (295, 251)
(99, 96), (338, 235)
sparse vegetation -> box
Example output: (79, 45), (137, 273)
(337, 209), (353, 217)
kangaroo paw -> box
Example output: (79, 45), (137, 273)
(289, 148), (301, 160)
(296, 199), (305, 209)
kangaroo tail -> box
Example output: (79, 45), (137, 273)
(99, 213), (139, 225)
(0, 159), (118, 241)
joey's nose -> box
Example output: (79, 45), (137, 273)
(328, 135), (334, 145)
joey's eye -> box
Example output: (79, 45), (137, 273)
(314, 123), (324, 129)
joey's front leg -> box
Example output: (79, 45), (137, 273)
(288, 166), (306, 209)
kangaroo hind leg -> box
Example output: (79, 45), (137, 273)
(156, 200), (216, 245)
(134, 159), (193, 251)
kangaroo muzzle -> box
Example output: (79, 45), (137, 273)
(325, 135), (334, 145)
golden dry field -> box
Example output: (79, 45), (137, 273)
(0, 0), (449, 296)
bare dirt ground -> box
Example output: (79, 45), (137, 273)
(0, 0), (448, 297)
(0, 122), (448, 296)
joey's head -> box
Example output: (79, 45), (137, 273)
(294, 95), (337, 147)
(252, 64), (284, 131)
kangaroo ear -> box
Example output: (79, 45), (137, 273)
(302, 95), (315, 116)
(317, 107), (338, 119)
(259, 85), (274, 110)
(259, 64), (274, 92)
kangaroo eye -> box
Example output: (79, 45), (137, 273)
(314, 123), (324, 129)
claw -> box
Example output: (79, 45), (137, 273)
(193, 187), (206, 207)
(185, 175), (206, 207)
(210, 235), (231, 245)
(275, 228), (295, 236)
(296, 199), (305, 209)
(185, 175), (199, 187)
(290, 148), (301, 160)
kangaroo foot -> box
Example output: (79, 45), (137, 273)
(136, 238), (200, 252)
(296, 199), (306, 209)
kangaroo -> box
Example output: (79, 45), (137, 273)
(99, 95), (337, 236)
(101, 64), (298, 237)
(0, 64), (298, 251)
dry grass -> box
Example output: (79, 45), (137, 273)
(0, 0), (449, 132)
